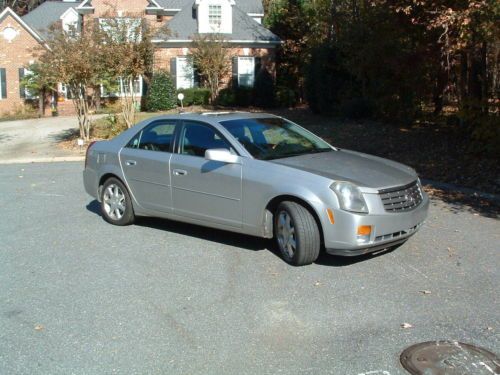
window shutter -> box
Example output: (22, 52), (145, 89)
(232, 56), (238, 88)
(19, 68), (26, 98)
(193, 67), (200, 88)
(0, 68), (6, 99)
(170, 57), (177, 87)
(254, 57), (262, 76)
(142, 76), (149, 97)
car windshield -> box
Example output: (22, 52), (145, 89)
(220, 117), (333, 160)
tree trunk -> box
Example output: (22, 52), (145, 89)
(433, 63), (447, 115)
(38, 89), (44, 117)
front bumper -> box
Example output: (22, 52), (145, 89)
(324, 194), (429, 256)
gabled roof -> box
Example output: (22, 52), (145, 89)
(157, 1), (278, 43)
(0, 7), (45, 44)
(22, 1), (82, 38)
(154, 0), (263, 14)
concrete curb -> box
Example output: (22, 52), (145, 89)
(0, 156), (85, 165)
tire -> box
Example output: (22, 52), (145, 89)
(100, 177), (135, 226)
(274, 201), (321, 266)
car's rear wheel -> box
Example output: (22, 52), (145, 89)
(101, 177), (135, 226)
(274, 201), (321, 266)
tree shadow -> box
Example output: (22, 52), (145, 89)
(0, 133), (13, 144)
(50, 127), (80, 143)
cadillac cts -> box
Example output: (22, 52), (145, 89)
(83, 112), (429, 266)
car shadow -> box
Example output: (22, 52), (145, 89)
(86, 199), (390, 267)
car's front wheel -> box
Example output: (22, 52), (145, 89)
(101, 177), (135, 226)
(274, 201), (321, 266)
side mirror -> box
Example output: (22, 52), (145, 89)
(205, 148), (240, 164)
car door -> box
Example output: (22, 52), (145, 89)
(170, 121), (242, 228)
(119, 119), (178, 213)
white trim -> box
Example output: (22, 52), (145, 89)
(148, 0), (162, 8)
(101, 76), (143, 98)
(59, 7), (79, 20)
(0, 7), (45, 44)
(76, 0), (93, 9)
(153, 39), (281, 45)
(247, 13), (264, 17)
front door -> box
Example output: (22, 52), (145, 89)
(119, 120), (177, 213)
(170, 121), (242, 228)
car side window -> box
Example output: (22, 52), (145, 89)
(126, 121), (177, 152)
(180, 122), (233, 157)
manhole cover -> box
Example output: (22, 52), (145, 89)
(400, 341), (500, 375)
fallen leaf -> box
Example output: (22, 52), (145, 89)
(419, 290), (432, 295)
(314, 281), (321, 286)
(34, 324), (44, 331)
(401, 323), (413, 329)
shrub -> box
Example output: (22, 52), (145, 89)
(177, 88), (210, 106)
(275, 86), (297, 108)
(339, 98), (375, 119)
(91, 114), (128, 139)
(216, 86), (253, 107)
(252, 68), (276, 108)
(146, 71), (177, 111)
(216, 88), (236, 107)
(469, 115), (500, 157)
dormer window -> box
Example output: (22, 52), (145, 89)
(195, 0), (233, 34)
(208, 5), (222, 29)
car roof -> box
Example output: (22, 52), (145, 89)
(156, 111), (280, 124)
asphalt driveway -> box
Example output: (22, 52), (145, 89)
(0, 162), (498, 375)
(0, 116), (87, 163)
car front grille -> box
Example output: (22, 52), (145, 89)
(379, 180), (423, 212)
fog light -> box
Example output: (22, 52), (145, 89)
(357, 225), (372, 243)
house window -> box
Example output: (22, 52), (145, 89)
(101, 76), (143, 97)
(99, 18), (141, 42)
(238, 57), (255, 88)
(20, 68), (36, 99)
(176, 57), (194, 89)
(208, 5), (222, 29)
(0, 68), (6, 99)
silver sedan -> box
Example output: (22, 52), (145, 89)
(83, 112), (429, 266)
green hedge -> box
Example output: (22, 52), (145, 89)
(177, 88), (210, 106)
(146, 71), (176, 111)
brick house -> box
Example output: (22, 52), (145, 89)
(0, 0), (279, 116)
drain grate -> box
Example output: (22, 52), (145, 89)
(400, 340), (500, 375)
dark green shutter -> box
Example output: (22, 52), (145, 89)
(170, 57), (177, 87)
(232, 56), (238, 88)
(0, 68), (6, 99)
(193, 66), (200, 88)
(254, 57), (262, 88)
(254, 57), (262, 76)
(19, 68), (25, 98)
(142, 75), (149, 97)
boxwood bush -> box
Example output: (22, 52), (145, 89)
(146, 71), (176, 112)
(177, 88), (210, 106)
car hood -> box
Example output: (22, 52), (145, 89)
(270, 149), (417, 189)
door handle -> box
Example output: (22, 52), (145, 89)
(125, 160), (137, 166)
(173, 169), (188, 176)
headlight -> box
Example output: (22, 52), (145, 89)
(331, 181), (368, 213)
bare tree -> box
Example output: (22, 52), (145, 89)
(190, 33), (233, 103)
(97, 13), (159, 128)
(37, 22), (103, 140)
